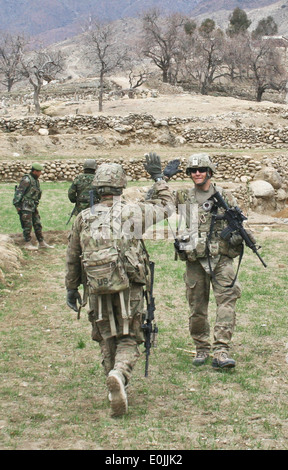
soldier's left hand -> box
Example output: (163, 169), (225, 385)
(144, 152), (163, 180)
(230, 229), (257, 247)
(229, 232), (243, 246)
(163, 159), (183, 179)
(246, 229), (256, 244)
(66, 289), (82, 312)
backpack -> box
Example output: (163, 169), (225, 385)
(80, 201), (148, 295)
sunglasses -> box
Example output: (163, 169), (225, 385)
(188, 167), (208, 174)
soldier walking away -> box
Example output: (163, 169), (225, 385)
(65, 158), (175, 417)
(67, 159), (100, 220)
(13, 162), (54, 251)
(173, 153), (257, 370)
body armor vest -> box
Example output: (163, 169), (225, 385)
(176, 185), (241, 261)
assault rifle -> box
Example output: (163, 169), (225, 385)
(66, 206), (77, 225)
(142, 260), (158, 377)
(209, 191), (267, 268)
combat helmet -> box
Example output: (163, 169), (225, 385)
(93, 163), (127, 195)
(186, 153), (217, 176)
(83, 159), (97, 171)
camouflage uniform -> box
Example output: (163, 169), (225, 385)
(173, 154), (243, 368)
(13, 170), (44, 243)
(176, 184), (242, 356)
(68, 160), (100, 216)
(66, 163), (174, 415)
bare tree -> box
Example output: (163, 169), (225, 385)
(127, 65), (150, 96)
(21, 50), (64, 114)
(0, 33), (28, 91)
(83, 18), (128, 111)
(183, 26), (226, 95)
(141, 9), (187, 84)
(223, 34), (250, 82)
(246, 37), (287, 101)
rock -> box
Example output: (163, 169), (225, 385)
(249, 180), (275, 198)
(254, 166), (282, 189)
(276, 188), (287, 201)
(38, 128), (49, 136)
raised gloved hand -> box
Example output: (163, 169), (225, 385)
(66, 289), (82, 312)
(144, 152), (163, 181)
(163, 159), (183, 179)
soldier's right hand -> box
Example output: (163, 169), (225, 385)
(66, 289), (82, 312)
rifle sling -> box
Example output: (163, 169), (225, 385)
(206, 206), (243, 288)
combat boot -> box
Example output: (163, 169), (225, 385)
(193, 351), (210, 366)
(38, 240), (54, 249)
(24, 241), (38, 251)
(106, 370), (128, 417)
(212, 351), (235, 369)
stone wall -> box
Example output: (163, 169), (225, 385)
(0, 154), (265, 183)
(1, 153), (288, 185)
(1, 113), (288, 149)
(1, 154), (287, 215)
(1, 113), (288, 215)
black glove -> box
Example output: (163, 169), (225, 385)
(163, 159), (183, 179)
(144, 152), (163, 181)
(66, 289), (82, 312)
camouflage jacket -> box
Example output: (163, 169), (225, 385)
(175, 183), (242, 261)
(65, 180), (175, 291)
(68, 173), (100, 215)
(13, 173), (42, 212)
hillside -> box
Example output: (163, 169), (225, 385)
(196, 0), (288, 35)
(0, 0), (284, 45)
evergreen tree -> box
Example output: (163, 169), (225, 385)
(252, 16), (278, 39)
(227, 7), (251, 37)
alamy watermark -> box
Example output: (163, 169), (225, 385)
(88, 197), (200, 250)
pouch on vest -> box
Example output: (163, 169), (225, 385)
(195, 237), (207, 258)
(175, 230), (198, 262)
(208, 241), (219, 257)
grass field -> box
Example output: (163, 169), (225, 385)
(1, 181), (288, 450)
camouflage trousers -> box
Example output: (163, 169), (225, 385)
(184, 255), (241, 353)
(88, 284), (145, 385)
(19, 210), (43, 242)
